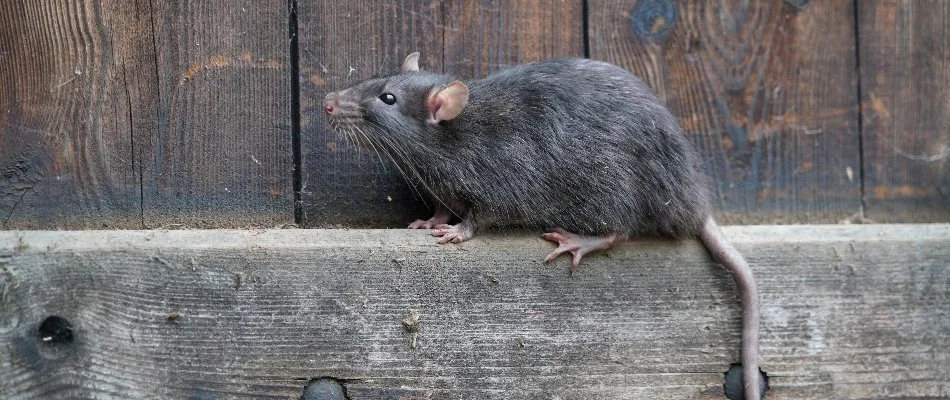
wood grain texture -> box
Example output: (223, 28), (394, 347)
(1, 225), (947, 399)
(0, 0), (293, 230)
(141, 0), (293, 228)
(442, 0), (585, 77)
(298, 1), (443, 228)
(588, 0), (862, 224)
(857, 0), (950, 222)
(0, 0), (140, 228)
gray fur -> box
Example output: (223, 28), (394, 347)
(325, 57), (763, 400)
(325, 58), (712, 238)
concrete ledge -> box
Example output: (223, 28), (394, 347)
(1, 225), (948, 399)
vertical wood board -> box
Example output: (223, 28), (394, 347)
(297, 1), (444, 228)
(443, 0), (586, 77)
(0, 0), (294, 229)
(141, 0), (293, 228)
(0, 0), (142, 228)
(588, 0), (862, 223)
(857, 0), (949, 222)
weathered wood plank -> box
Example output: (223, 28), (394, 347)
(140, 0), (293, 228)
(588, 0), (863, 224)
(298, 0), (443, 228)
(0, 0), (141, 228)
(1, 225), (947, 399)
(442, 0), (585, 77)
(0, 0), (294, 229)
(857, 0), (950, 222)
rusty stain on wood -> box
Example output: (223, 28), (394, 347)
(180, 56), (284, 84)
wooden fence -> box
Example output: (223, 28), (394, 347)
(1, 0), (947, 229)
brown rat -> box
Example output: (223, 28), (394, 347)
(323, 52), (764, 399)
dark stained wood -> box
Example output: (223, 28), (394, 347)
(442, 0), (586, 77)
(588, 0), (863, 224)
(3, 0), (947, 229)
(0, 1), (293, 230)
(140, 1), (293, 228)
(0, 0), (141, 228)
(1, 225), (948, 398)
(297, 1), (443, 228)
(857, 0), (949, 222)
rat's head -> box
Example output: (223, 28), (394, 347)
(323, 53), (469, 152)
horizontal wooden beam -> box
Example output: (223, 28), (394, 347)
(1, 225), (947, 399)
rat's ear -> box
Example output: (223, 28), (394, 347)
(425, 81), (469, 125)
(401, 52), (420, 72)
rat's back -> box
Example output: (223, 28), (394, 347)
(453, 58), (712, 238)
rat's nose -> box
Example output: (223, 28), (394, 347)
(323, 92), (340, 115)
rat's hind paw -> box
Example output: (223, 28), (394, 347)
(541, 228), (624, 275)
(432, 223), (473, 244)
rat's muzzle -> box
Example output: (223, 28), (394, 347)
(323, 92), (341, 115)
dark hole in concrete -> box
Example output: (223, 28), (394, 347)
(37, 316), (73, 344)
(302, 377), (349, 400)
(724, 363), (769, 399)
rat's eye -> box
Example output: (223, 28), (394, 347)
(379, 93), (397, 105)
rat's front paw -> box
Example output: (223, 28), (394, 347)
(409, 219), (437, 229)
(408, 212), (451, 229)
(432, 223), (473, 244)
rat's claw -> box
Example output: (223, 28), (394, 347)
(409, 219), (436, 229)
(409, 212), (451, 229)
(433, 228), (460, 244)
(541, 228), (577, 263)
(432, 223), (473, 244)
(540, 227), (569, 244)
(543, 241), (578, 264)
(571, 252), (584, 275)
(541, 228), (625, 275)
(436, 234), (461, 244)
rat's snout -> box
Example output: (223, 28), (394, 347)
(323, 92), (340, 115)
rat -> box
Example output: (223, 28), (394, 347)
(323, 52), (763, 400)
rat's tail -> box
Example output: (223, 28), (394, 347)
(699, 217), (761, 400)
